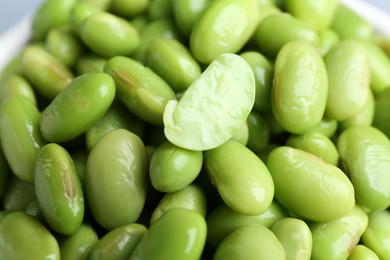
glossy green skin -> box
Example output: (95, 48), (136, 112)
(361, 210), (390, 259)
(85, 102), (145, 150)
(145, 38), (201, 92)
(76, 54), (107, 74)
(230, 121), (249, 146)
(2, 175), (35, 211)
(164, 53), (255, 151)
(310, 206), (368, 260)
(214, 225), (285, 260)
(339, 89), (375, 131)
(35, 143), (84, 235)
(254, 13), (319, 58)
(331, 5), (373, 40)
(31, 0), (77, 40)
(81, 12), (140, 57)
(190, 0), (260, 64)
(133, 18), (183, 63)
(246, 111), (270, 153)
(240, 51), (273, 112)
(0, 212), (60, 260)
(90, 223), (147, 260)
(40, 73), (115, 143)
(129, 209), (206, 260)
(271, 218), (312, 260)
(104, 56), (176, 126)
(205, 140), (274, 215)
(267, 146), (355, 222)
(149, 141), (203, 192)
(111, 0), (149, 18)
(70, 2), (101, 33)
(373, 87), (390, 138)
(206, 201), (288, 247)
(318, 29), (340, 56)
(348, 245), (380, 260)
(20, 46), (74, 100)
(150, 184), (207, 225)
(0, 97), (46, 181)
(311, 117), (338, 138)
(60, 224), (99, 260)
(286, 131), (339, 165)
(0, 74), (37, 105)
(86, 129), (148, 230)
(147, 0), (172, 20)
(338, 126), (390, 210)
(285, 0), (338, 32)
(172, 0), (210, 36)
(362, 40), (390, 94)
(324, 40), (370, 121)
(272, 41), (328, 134)
(46, 26), (86, 68)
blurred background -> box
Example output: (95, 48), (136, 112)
(0, 0), (389, 34)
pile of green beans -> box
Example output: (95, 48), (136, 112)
(1, 0), (390, 259)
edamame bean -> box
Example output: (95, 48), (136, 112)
(204, 140), (274, 215)
(0, 74), (37, 105)
(89, 223), (147, 260)
(35, 143), (85, 235)
(206, 201), (289, 247)
(0, 145), (9, 200)
(213, 225), (286, 260)
(271, 218), (312, 260)
(254, 13), (319, 57)
(148, 0), (173, 20)
(310, 205), (368, 260)
(20, 46), (74, 100)
(0, 211), (60, 259)
(324, 40), (371, 121)
(0, 96), (46, 181)
(104, 56), (176, 126)
(318, 29), (340, 56)
(229, 121), (249, 145)
(311, 117), (338, 137)
(348, 245), (380, 260)
(337, 126), (390, 210)
(190, 0), (260, 64)
(150, 184), (207, 225)
(267, 146), (355, 222)
(2, 175), (35, 211)
(75, 54), (107, 74)
(163, 53), (255, 151)
(86, 129), (148, 230)
(246, 111), (270, 154)
(59, 224), (99, 260)
(145, 38), (202, 92)
(272, 40), (328, 134)
(40, 73), (115, 143)
(80, 0), (111, 10)
(129, 209), (207, 260)
(80, 12), (140, 57)
(111, 0), (149, 18)
(70, 2), (102, 33)
(361, 210), (390, 260)
(373, 87), (390, 138)
(149, 141), (203, 192)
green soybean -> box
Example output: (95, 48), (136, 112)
(324, 40), (371, 121)
(0, 211), (60, 259)
(86, 129), (148, 230)
(318, 28), (340, 56)
(373, 87), (390, 138)
(2, 175), (35, 211)
(89, 223), (147, 260)
(129, 209), (207, 260)
(272, 40), (328, 134)
(206, 201), (289, 247)
(70, 2), (102, 33)
(150, 184), (207, 225)
(0, 96), (46, 181)
(254, 13), (319, 57)
(246, 111), (270, 154)
(213, 225), (286, 260)
(229, 121), (249, 146)
(35, 143), (84, 235)
(149, 141), (203, 192)
(163, 53), (255, 151)
(145, 38), (202, 92)
(110, 0), (149, 18)
(311, 117), (338, 138)
(75, 54), (107, 75)
(190, 0), (260, 64)
(147, 0), (173, 20)
(80, 12), (140, 57)
(0, 145), (10, 200)
(361, 210), (390, 259)
(310, 205), (368, 260)
(267, 146), (355, 222)
(348, 245), (380, 260)
(40, 73), (115, 143)
(271, 218), (312, 260)
(20, 45), (74, 100)
(104, 56), (176, 126)
(59, 224), (99, 260)
(0, 74), (37, 105)
(338, 126), (390, 210)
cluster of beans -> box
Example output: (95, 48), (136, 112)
(1, 0), (390, 259)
